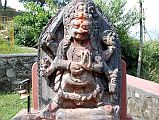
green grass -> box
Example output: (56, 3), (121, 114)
(0, 92), (27, 120)
(0, 40), (37, 54)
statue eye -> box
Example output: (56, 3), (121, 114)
(73, 24), (80, 28)
(82, 25), (89, 30)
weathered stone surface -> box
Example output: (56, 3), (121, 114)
(56, 108), (115, 120)
(127, 85), (159, 120)
(127, 75), (159, 120)
(6, 69), (15, 77)
(36, 0), (122, 119)
(0, 54), (37, 91)
(35, 0), (122, 120)
(0, 68), (5, 77)
(38, 0), (121, 110)
(8, 57), (17, 64)
(0, 60), (6, 66)
(0, 78), (12, 91)
(11, 109), (41, 120)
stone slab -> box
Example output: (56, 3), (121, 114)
(56, 108), (115, 120)
(127, 74), (159, 96)
(11, 109), (40, 120)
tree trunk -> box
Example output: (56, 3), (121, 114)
(0, 0), (2, 7)
(4, 0), (7, 9)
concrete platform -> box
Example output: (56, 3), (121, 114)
(11, 109), (40, 120)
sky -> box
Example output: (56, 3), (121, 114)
(2, 0), (25, 11)
(127, 0), (159, 40)
(2, 0), (159, 40)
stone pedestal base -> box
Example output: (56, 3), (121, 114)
(56, 108), (115, 120)
(11, 109), (41, 120)
(12, 107), (119, 120)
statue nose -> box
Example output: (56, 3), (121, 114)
(78, 26), (88, 33)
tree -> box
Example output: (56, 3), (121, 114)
(94, 0), (139, 33)
(56, 0), (70, 8)
(45, 0), (58, 14)
(94, 0), (139, 75)
(14, 2), (52, 46)
(18, 0), (45, 7)
(142, 40), (159, 83)
(0, 0), (2, 8)
(4, 0), (7, 9)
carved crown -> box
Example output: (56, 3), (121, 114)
(63, 0), (99, 40)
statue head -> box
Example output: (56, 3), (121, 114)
(63, 0), (97, 41)
(70, 11), (91, 41)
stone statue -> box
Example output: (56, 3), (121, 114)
(38, 0), (121, 119)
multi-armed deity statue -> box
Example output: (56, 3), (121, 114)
(38, 0), (122, 119)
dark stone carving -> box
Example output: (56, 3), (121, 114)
(38, 0), (121, 119)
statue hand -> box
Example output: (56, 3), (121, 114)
(109, 68), (118, 93)
(70, 62), (84, 76)
(41, 67), (47, 77)
(81, 64), (91, 71)
(41, 67), (53, 77)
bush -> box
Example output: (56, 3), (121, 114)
(120, 35), (139, 76)
(14, 2), (51, 47)
(14, 25), (38, 46)
(141, 41), (159, 83)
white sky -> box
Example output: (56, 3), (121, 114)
(2, 0), (25, 11)
(127, 0), (159, 39)
(2, 0), (159, 39)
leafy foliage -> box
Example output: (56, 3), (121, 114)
(45, 0), (58, 15)
(94, 0), (139, 31)
(18, 0), (45, 6)
(141, 41), (159, 82)
(14, 2), (51, 47)
(121, 36), (139, 75)
(94, 0), (139, 75)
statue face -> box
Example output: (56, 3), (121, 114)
(70, 13), (91, 41)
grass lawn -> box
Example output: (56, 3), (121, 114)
(0, 92), (27, 120)
(0, 40), (35, 119)
(0, 40), (37, 54)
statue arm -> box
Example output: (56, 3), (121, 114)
(91, 60), (112, 75)
(91, 62), (104, 73)
(46, 40), (71, 76)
